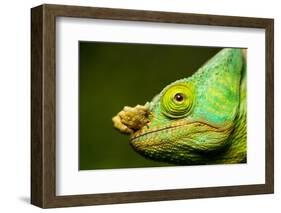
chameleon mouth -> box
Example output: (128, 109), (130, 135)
(130, 122), (185, 142)
(130, 119), (226, 142)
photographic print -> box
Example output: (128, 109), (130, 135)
(31, 4), (273, 208)
(79, 42), (246, 170)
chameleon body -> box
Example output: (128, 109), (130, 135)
(112, 48), (247, 165)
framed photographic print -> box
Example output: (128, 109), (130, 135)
(31, 4), (274, 208)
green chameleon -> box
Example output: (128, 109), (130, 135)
(112, 48), (246, 165)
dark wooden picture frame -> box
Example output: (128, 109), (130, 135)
(31, 4), (274, 208)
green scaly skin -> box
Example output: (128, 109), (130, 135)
(114, 48), (247, 165)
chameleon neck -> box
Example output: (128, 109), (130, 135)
(210, 62), (247, 164)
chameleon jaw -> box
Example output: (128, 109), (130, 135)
(130, 119), (234, 152)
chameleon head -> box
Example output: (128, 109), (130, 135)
(112, 48), (246, 165)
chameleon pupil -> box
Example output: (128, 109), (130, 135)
(174, 93), (184, 102)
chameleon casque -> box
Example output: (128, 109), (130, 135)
(112, 48), (246, 165)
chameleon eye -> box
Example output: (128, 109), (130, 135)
(161, 84), (194, 118)
(174, 93), (184, 102)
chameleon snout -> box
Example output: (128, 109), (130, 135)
(112, 103), (150, 134)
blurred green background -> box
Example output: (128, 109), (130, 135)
(79, 41), (222, 170)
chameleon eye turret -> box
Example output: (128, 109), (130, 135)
(161, 84), (194, 119)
